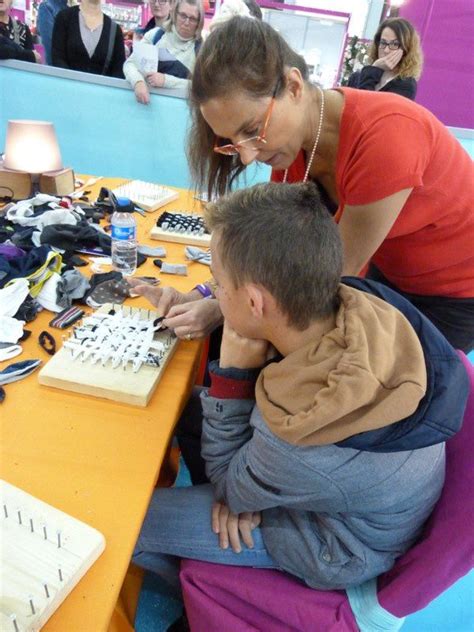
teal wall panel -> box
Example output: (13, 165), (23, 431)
(0, 62), (270, 190)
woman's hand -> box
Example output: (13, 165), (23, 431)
(219, 322), (269, 370)
(163, 299), (223, 339)
(212, 501), (262, 553)
(146, 72), (166, 88)
(127, 280), (193, 316)
(373, 48), (403, 71)
(134, 80), (150, 105)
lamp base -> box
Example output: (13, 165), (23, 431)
(39, 167), (75, 196)
(0, 162), (33, 200)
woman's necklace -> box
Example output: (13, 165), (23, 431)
(283, 86), (325, 184)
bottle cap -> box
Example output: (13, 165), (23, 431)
(115, 196), (135, 212)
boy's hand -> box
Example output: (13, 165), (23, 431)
(212, 502), (262, 553)
(219, 322), (268, 369)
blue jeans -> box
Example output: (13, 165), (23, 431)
(132, 483), (278, 599)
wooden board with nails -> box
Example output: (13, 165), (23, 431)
(150, 224), (211, 247)
(0, 479), (105, 632)
(38, 304), (179, 407)
(111, 180), (179, 213)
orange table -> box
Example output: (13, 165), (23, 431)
(0, 179), (210, 631)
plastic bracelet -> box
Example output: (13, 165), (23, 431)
(194, 283), (213, 298)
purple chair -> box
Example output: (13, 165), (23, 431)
(180, 352), (474, 632)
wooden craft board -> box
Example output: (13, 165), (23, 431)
(112, 180), (179, 213)
(0, 479), (105, 632)
(150, 225), (211, 247)
(38, 304), (179, 407)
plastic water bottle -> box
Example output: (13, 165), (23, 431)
(111, 207), (137, 276)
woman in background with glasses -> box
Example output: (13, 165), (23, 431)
(143, 0), (171, 34)
(124, 0), (203, 103)
(348, 18), (423, 101)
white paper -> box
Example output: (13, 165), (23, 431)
(133, 41), (159, 75)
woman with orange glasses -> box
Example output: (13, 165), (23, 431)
(132, 16), (474, 353)
(347, 18), (423, 101)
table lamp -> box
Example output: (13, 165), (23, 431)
(0, 120), (74, 199)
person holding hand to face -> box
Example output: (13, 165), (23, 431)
(124, 0), (203, 104)
(348, 17), (423, 100)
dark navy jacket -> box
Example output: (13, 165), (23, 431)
(336, 277), (469, 452)
(152, 28), (201, 80)
(348, 66), (417, 101)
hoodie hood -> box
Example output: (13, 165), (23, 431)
(255, 284), (427, 446)
(336, 278), (469, 451)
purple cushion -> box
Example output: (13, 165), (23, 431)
(378, 351), (474, 616)
(180, 352), (474, 630)
(181, 563), (358, 632)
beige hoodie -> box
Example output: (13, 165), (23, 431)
(255, 284), (427, 446)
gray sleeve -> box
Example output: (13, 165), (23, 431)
(201, 392), (347, 515)
(201, 393), (255, 498)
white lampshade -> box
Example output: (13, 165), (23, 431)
(4, 120), (63, 174)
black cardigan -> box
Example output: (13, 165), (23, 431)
(52, 6), (125, 78)
(348, 65), (417, 101)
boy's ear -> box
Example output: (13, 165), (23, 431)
(246, 284), (265, 319)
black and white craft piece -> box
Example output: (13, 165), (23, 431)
(38, 305), (179, 406)
(150, 211), (211, 247)
(0, 479), (105, 632)
(62, 309), (173, 373)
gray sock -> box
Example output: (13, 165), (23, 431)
(138, 245), (167, 258)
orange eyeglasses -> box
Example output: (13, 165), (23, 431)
(213, 94), (276, 156)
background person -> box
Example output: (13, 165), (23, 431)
(143, 0), (171, 34)
(52, 0), (125, 78)
(124, 0), (203, 104)
(347, 17), (423, 101)
(0, 0), (41, 62)
(164, 16), (472, 352)
(208, 0), (261, 32)
(37, 0), (71, 65)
